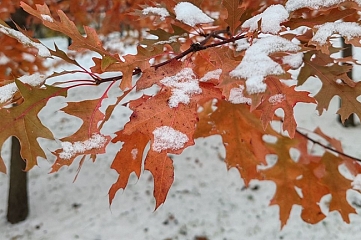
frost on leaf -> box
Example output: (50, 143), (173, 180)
(152, 126), (189, 152)
(174, 2), (214, 27)
(160, 67), (202, 108)
(242, 4), (289, 34)
(230, 36), (300, 94)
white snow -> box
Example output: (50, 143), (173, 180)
(160, 67), (202, 108)
(0, 53), (10, 65)
(0, 73), (47, 104)
(59, 134), (107, 159)
(242, 5), (289, 34)
(285, 0), (361, 12)
(199, 69), (222, 82)
(228, 85), (252, 104)
(268, 93), (286, 104)
(312, 22), (361, 45)
(40, 14), (54, 22)
(230, 36), (300, 94)
(174, 2), (214, 27)
(352, 174), (361, 191)
(282, 52), (304, 69)
(0, 24), (51, 57)
(131, 148), (138, 160)
(152, 126), (189, 152)
(142, 7), (170, 21)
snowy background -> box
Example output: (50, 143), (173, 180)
(1, 33), (361, 240)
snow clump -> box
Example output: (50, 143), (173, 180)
(152, 126), (189, 152)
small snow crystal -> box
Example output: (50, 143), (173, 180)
(352, 174), (361, 191)
(152, 126), (189, 152)
(131, 148), (138, 160)
(142, 7), (170, 21)
(230, 36), (300, 94)
(242, 5), (289, 34)
(312, 22), (361, 45)
(41, 14), (54, 22)
(229, 85), (252, 104)
(174, 2), (214, 27)
(268, 94), (286, 104)
(200, 69), (222, 82)
(160, 68), (202, 108)
(59, 134), (107, 159)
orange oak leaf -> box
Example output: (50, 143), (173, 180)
(51, 94), (110, 173)
(195, 100), (277, 185)
(109, 130), (149, 205)
(260, 137), (303, 228)
(257, 77), (316, 138)
(21, 2), (118, 59)
(296, 161), (328, 224)
(145, 150), (174, 209)
(0, 80), (67, 172)
(320, 152), (357, 223)
(222, 0), (244, 35)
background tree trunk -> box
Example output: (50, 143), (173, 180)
(339, 38), (356, 127)
(7, 137), (28, 224)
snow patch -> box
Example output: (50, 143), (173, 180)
(142, 7), (170, 21)
(131, 148), (138, 160)
(230, 36), (300, 94)
(174, 2), (214, 27)
(59, 134), (107, 160)
(268, 94), (286, 104)
(242, 5), (289, 34)
(41, 14), (54, 22)
(152, 126), (189, 152)
(282, 52), (304, 69)
(312, 22), (361, 45)
(160, 67), (202, 108)
(0, 24), (51, 57)
(228, 85), (252, 104)
(200, 69), (222, 82)
(285, 0), (361, 12)
(0, 73), (47, 103)
(352, 174), (361, 191)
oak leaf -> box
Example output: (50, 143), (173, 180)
(0, 80), (66, 172)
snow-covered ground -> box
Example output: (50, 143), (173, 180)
(1, 37), (361, 240)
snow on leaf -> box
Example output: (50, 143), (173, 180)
(142, 7), (170, 21)
(230, 36), (300, 94)
(242, 5), (289, 34)
(285, 0), (361, 12)
(174, 2), (214, 27)
(160, 68), (202, 108)
(152, 126), (189, 152)
(228, 85), (252, 104)
(0, 22), (50, 57)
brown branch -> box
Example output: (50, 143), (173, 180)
(295, 128), (361, 163)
